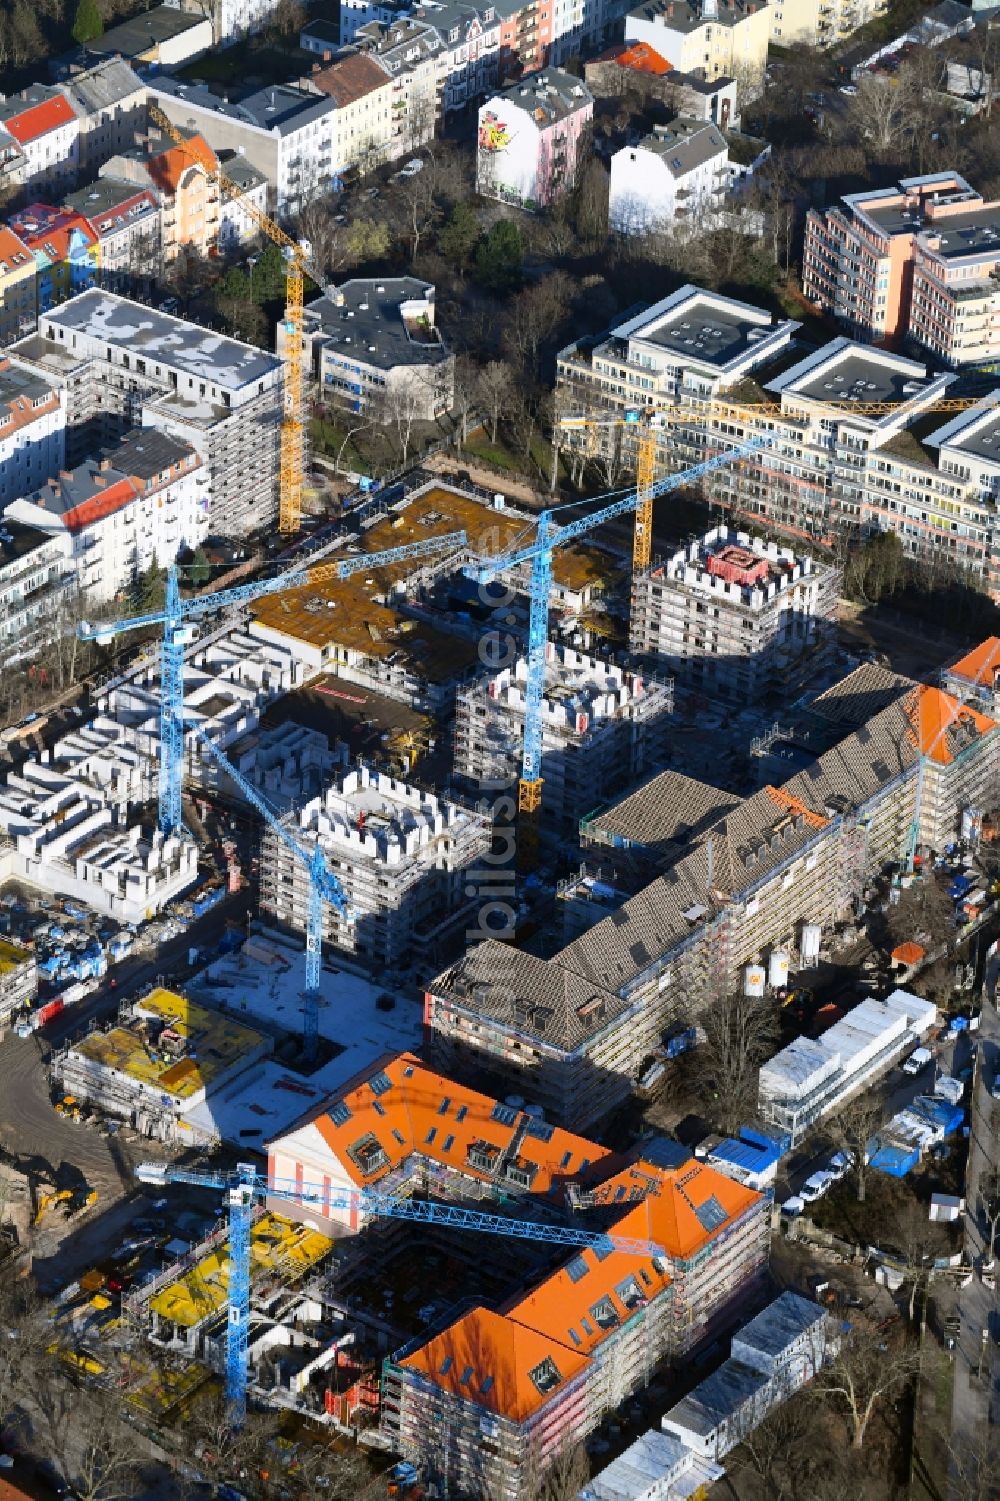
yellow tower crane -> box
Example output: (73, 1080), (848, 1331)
(558, 391), (995, 573)
(148, 104), (319, 535)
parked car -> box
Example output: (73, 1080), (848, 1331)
(399, 158), (424, 177)
(826, 1151), (853, 1180)
(839, 83), (858, 96)
(781, 1195), (805, 1217)
(903, 1046), (933, 1076)
(800, 1171), (834, 1203)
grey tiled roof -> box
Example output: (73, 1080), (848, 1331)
(585, 768), (739, 859)
(807, 662), (915, 728)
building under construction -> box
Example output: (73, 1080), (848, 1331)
(258, 764), (492, 972)
(54, 986), (271, 1141)
(630, 526), (840, 703)
(453, 645), (674, 839)
(428, 663), (1000, 1130)
(0, 938), (36, 1028)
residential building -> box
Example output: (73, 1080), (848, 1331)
(476, 70), (594, 209)
(7, 430), (206, 602)
(58, 59), (148, 178)
(417, 0), (503, 115)
(8, 205), (99, 315)
(630, 525), (840, 702)
(609, 120), (729, 234)
(768, 0), (886, 46)
(454, 645), (674, 839)
(294, 279), (454, 420)
(659, 1292), (830, 1458)
(102, 131), (220, 261)
(83, 5), (213, 68)
(625, 0), (771, 91)
(301, 17), (351, 53)
(428, 676), (999, 1131)
(303, 50), (427, 175)
(269, 1057), (766, 1501)
(0, 227), (37, 346)
(0, 359), (65, 506)
(585, 42), (740, 127)
(63, 178), (161, 279)
(258, 764), (493, 971)
(170, 0), (284, 47)
(215, 154), (268, 252)
(0, 939), (36, 1029)
(8, 290), (283, 536)
(0, 86), (81, 197)
(758, 989), (937, 1143)
(0, 519), (75, 666)
(941, 637), (1000, 718)
(555, 284), (798, 422)
(149, 80), (339, 215)
(802, 171), (1000, 363)
(352, 16), (444, 147)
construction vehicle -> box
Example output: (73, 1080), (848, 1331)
(136, 1159), (665, 1427)
(33, 1183), (96, 1227)
(148, 104), (323, 536)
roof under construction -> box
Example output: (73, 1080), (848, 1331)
(946, 636), (1000, 691)
(251, 484), (605, 661)
(582, 767), (740, 863)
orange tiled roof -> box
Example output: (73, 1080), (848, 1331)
(4, 93), (76, 145)
(891, 941), (925, 967)
(763, 785), (829, 830)
(0, 225), (32, 275)
(904, 684), (996, 765)
(10, 206), (97, 263)
(147, 132), (218, 195)
(503, 1236), (671, 1357)
(594, 41), (672, 75)
(61, 477), (137, 532)
(606, 1154), (760, 1262)
(399, 1306), (588, 1422)
(948, 637), (1000, 689)
(310, 1051), (610, 1194)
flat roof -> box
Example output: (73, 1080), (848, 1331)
(774, 342), (934, 406)
(69, 986), (266, 1100)
(153, 77), (336, 136)
(735, 1290), (824, 1358)
(0, 518), (57, 565)
(663, 1358), (770, 1435)
(615, 285), (787, 370)
(305, 279), (450, 373)
(88, 4), (207, 55)
(922, 206), (1000, 260)
(40, 290), (281, 390)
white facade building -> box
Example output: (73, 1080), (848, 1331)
(0, 361), (65, 508)
(216, 154), (268, 250)
(169, 0), (284, 46)
(0, 521), (75, 667)
(59, 60), (148, 178)
(610, 121), (729, 234)
(0, 85), (80, 196)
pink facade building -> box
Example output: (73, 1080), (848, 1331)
(476, 68), (593, 209)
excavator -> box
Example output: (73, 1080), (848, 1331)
(33, 1182), (97, 1228)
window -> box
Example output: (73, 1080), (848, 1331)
(329, 1101), (351, 1127)
(437, 1096), (451, 1114)
(527, 1356), (562, 1395)
(425, 1127), (437, 1146)
(566, 1255), (588, 1284)
(589, 1297), (619, 1331)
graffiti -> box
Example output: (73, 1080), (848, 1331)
(478, 111), (511, 152)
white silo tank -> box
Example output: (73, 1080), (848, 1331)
(801, 924), (822, 964)
(769, 951), (790, 989)
(744, 964), (766, 998)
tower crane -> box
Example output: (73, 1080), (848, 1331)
(78, 563), (306, 835)
(148, 103), (324, 535)
(305, 529), (467, 585)
(135, 1158), (664, 1426)
(190, 726), (351, 1062)
(468, 440), (769, 837)
(557, 392), (994, 572)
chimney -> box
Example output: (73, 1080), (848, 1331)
(59, 470), (72, 481)
(99, 457), (111, 471)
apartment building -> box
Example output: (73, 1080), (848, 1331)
(768, 0), (886, 45)
(0, 227), (37, 346)
(258, 765), (492, 971)
(216, 154), (268, 251)
(555, 283), (798, 421)
(150, 79), (339, 215)
(63, 178), (161, 277)
(609, 120), (729, 234)
(353, 16), (445, 143)
(169, 0), (283, 46)
(8, 291), (282, 536)
(941, 636), (1000, 718)
(454, 645), (674, 839)
(0, 519), (75, 666)
(585, 41), (741, 128)
(417, 0), (502, 114)
(802, 171), (1000, 362)
(0, 939), (36, 1028)
(8, 205), (99, 315)
(58, 59), (148, 178)
(0, 87), (80, 197)
(0, 359), (65, 506)
(631, 525), (840, 701)
(295, 279), (454, 420)
(428, 675), (999, 1130)
(476, 70), (594, 209)
(102, 131), (219, 261)
(7, 430), (205, 603)
(625, 0), (771, 91)
(304, 51), (400, 174)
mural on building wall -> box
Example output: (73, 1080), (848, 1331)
(478, 112), (512, 151)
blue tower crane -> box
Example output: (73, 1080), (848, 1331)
(307, 529), (467, 583)
(191, 726), (351, 1061)
(78, 563), (306, 835)
(135, 1159), (664, 1427)
(469, 440), (769, 825)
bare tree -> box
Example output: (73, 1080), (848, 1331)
(848, 73), (909, 153)
(828, 1093), (884, 1203)
(947, 1426), (1000, 1501)
(689, 991), (779, 1134)
(70, 1393), (143, 1501)
(891, 1197), (951, 1323)
(979, 1164), (1000, 1256)
(813, 1319), (920, 1449)
(522, 1440), (590, 1501)
(475, 360), (515, 445)
(501, 271), (574, 385)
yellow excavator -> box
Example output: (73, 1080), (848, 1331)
(34, 1184), (97, 1227)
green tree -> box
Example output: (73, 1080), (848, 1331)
(130, 562), (166, 615)
(475, 219), (523, 293)
(188, 546), (210, 586)
(438, 201), (480, 273)
(345, 217), (391, 264)
(71, 0), (104, 44)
